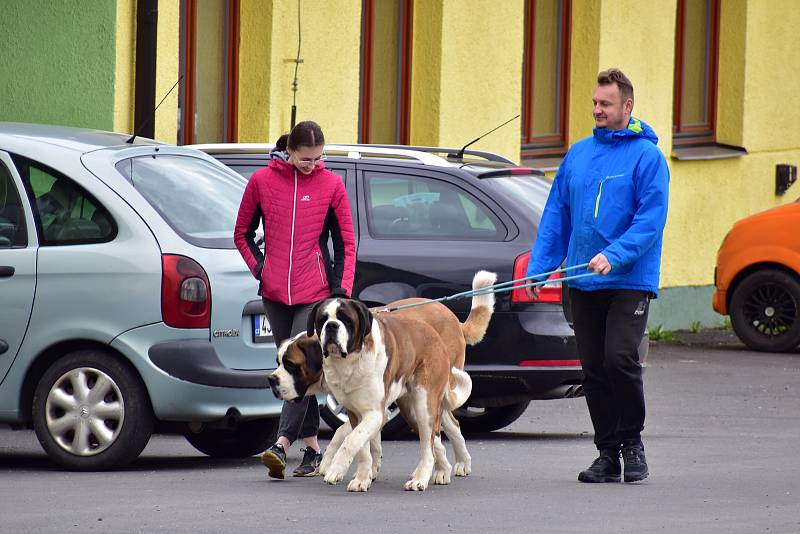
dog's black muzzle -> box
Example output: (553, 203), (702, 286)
(266, 374), (281, 399)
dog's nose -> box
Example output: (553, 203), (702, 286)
(267, 374), (278, 387)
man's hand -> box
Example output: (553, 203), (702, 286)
(588, 253), (612, 275)
(524, 283), (541, 300)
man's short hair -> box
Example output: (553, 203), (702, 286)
(597, 68), (634, 102)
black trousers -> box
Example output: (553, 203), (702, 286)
(569, 288), (650, 451)
(262, 299), (320, 443)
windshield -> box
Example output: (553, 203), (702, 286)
(116, 154), (247, 248)
(480, 175), (551, 222)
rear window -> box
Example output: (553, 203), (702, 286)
(479, 175), (551, 222)
(116, 155), (247, 248)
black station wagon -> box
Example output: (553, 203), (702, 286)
(193, 143), (592, 434)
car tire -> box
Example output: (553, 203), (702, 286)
(32, 350), (154, 471)
(729, 269), (800, 352)
(455, 401), (531, 433)
(184, 419), (278, 458)
(320, 394), (409, 437)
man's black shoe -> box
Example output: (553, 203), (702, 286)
(578, 449), (621, 483)
(622, 445), (649, 482)
(293, 447), (322, 477)
(260, 443), (287, 479)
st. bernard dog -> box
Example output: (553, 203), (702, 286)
(274, 270), (496, 491)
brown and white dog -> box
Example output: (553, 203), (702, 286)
(299, 270), (496, 491)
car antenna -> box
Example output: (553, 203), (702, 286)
(289, 0), (303, 129)
(451, 114), (521, 160)
(126, 74), (184, 144)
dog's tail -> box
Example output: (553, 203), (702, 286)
(461, 270), (496, 346)
(445, 367), (473, 410)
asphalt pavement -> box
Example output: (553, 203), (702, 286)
(1, 331), (799, 534)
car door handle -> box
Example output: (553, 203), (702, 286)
(0, 340), (8, 355)
(0, 266), (15, 277)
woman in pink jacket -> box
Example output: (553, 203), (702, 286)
(234, 121), (356, 479)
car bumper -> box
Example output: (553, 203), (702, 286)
(111, 324), (282, 423)
(465, 308), (583, 402)
(465, 364), (584, 403)
(712, 288), (727, 315)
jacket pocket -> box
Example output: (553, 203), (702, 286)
(594, 173), (635, 239)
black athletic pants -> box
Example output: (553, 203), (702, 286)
(569, 288), (650, 451)
(262, 299), (320, 442)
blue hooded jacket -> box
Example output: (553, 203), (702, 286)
(526, 117), (669, 295)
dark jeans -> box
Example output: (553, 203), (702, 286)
(569, 288), (650, 451)
(262, 298), (320, 443)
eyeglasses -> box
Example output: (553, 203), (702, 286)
(295, 154), (326, 166)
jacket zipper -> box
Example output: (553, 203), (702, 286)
(288, 169), (298, 305)
(316, 251), (326, 285)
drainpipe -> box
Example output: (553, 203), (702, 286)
(133, 0), (158, 139)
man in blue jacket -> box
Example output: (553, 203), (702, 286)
(526, 68), (669, 483)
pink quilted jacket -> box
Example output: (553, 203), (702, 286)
(234, 157), (356, 305)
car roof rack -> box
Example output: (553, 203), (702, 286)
(187, 143), (514, 167)
(362, 144), (516, 164)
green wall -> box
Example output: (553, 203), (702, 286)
(0, 1), (117, 129)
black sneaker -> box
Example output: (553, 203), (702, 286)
(622, 445), (649, 482)
(293, 447), (322, 477)
(578, 449), (621, 483)
(260, 443), (287, 479)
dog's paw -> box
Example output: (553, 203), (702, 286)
(432, 468), (451, 485)
(371, 459), (381, 479)
(324, 464), (346, 485)
(453, 460), (472, 476)
(347, 476), (372, 492)
(403, 477), (428, 491)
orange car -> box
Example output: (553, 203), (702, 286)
(712, 201), (800, 352)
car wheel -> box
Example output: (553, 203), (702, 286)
(320, 394), (409, 437)
(454, 401), (531, 433)
(184, 419), (278, 458)
(32, 350), (154, 471)
(730, 269), (800, 352)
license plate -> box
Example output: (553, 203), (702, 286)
(253, 314), (273, 343)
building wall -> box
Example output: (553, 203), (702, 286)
(114, 0), (137, 135)
(427, 0), (524, 162)
(261, 0), (361, 143)
(0, 1), (117, 130)
(650, 0), (800, 329)
(237, 0), (273, 142)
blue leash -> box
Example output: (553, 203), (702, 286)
(378, 263), (600, 313)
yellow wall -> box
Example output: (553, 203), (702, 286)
(154, 0), (180, 144)
(113, 0), (136, 134)
(410, 1), (443, 148)
(661, 0), (800, 287)
(263, 0), (361, 143)
(741, 0), (800, 152)
(238, 0), (273, 142)
(434, 0), (524, 162)
(409, 0), (523, 162)
(114, 0), (179, 142)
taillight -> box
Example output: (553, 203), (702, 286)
(161, 254), (211, 328)
(511, 251), (563, 303)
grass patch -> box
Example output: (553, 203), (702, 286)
(648, 324), (678, 342)
(722, 317), (732, 330)
(690, 321), (702, 333)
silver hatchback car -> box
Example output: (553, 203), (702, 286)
(0, 123), (281, 470)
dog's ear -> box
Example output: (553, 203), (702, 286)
(353, 299), (374, 347)
(302, 337), (323, 377)
(307, 300), (325, 337)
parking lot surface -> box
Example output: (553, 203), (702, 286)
(1, 335), (798, 534)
